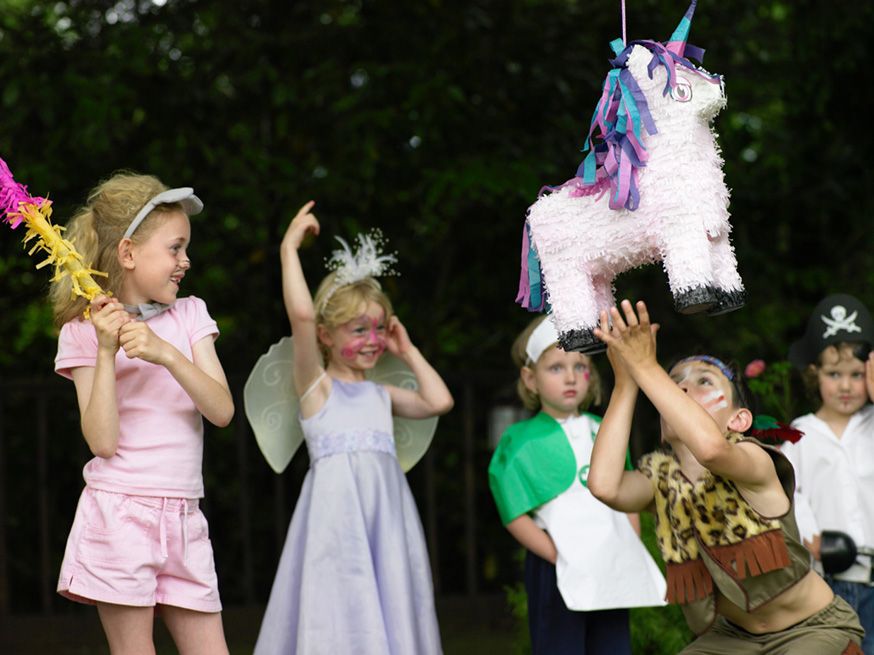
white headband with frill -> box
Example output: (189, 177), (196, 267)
(526, 317), (560, 364)
(322, 229), (398, 302)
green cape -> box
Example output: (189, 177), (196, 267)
(488, 412), (583, 525)
(488, 411), (632, 525)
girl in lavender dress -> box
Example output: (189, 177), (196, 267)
(254, 201), (453, 655)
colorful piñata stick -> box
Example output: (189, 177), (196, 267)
(0, 157), (106, 304)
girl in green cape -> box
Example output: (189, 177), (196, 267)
(488, 315), (665, 655)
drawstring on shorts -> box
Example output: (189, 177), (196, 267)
(181, 499), (189, 563)
(157, 497), (190, 563)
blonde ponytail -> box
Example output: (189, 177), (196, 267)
(49, 172), (174, 326)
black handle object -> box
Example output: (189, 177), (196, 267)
(820, 530), (858, 575)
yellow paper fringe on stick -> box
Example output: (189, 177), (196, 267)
(17, 199), (107, 301)
(1, 158), (107, 314)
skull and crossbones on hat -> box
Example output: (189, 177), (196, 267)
(789, 294), (874, 369)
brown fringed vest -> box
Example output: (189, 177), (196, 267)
(639, 434), (811, 635)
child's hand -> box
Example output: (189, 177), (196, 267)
(803, 533), (822, 562)
(604, 326), (637, 391)
(593, 299), (659, 371)
(118, 322), (172, 365)
(281, 201), (319, 252)
(385, 316), (413, 357)
(90, 296), (130, 353)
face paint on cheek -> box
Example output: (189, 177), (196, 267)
(365, 318), (387, 357)
(671, 366), (692, 385)
(582, 370), (591, 382)
(702, 389), (728, 411)
(340, 327), (387, 360)
(340, 338), (368, 359)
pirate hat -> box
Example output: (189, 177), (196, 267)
(788, 294), (874, 369)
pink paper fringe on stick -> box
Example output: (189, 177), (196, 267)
(0, 157), (106, 303)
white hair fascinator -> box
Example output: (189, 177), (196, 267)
(323, 229), (398, 301)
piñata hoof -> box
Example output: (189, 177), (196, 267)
(673, 286), (719, 315)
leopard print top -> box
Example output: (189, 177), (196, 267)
(640, 435), (785, 564)
(639, 434), (810, 611)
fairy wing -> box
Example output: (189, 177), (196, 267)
(244, 337), (302, 474)
(244, 336), (438, 474)
(365, 351), (439, 473)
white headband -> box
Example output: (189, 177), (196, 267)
(123, 187), (203, 239)
(525, 317), (560, 364)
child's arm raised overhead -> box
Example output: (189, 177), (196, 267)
(279, 201), (329, 412)
(588, 314), (655, 513)
(598, 300), (777, 493)
(384, 317), (454, 419)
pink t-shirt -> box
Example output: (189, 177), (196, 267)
(55, 296), (219, 498)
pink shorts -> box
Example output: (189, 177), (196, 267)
(57, 487), (222, 612)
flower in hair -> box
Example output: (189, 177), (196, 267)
(744, 359), (795, 424)
(750, 415), (803, 445)
(325, 229), (398, 287)
(744, 359), (766, 379)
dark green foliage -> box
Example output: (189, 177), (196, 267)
(504, 578), (531, 655)
(631, 512), (693, 653)
(1, 0), (874, 628)
(3, 0), (874, 393)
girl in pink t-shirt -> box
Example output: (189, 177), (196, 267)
(50, 173), (234, 655)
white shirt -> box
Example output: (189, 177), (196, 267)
(533, 414), (666, 610)
(782, 404), (874, 583)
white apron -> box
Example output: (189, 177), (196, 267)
(534, 414), (666, 610)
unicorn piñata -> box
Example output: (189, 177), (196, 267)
(517, 0), (744, 353)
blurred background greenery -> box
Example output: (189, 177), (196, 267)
(1, 0), (872, 652)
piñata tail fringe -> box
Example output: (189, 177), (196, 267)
(1, 157), (106, 305)
(516, 221), (545, 312)
(19, 200), (107, 300)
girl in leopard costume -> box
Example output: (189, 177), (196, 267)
(587, 300), (863, 655)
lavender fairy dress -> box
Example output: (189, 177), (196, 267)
(254, 378), (442, 655)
